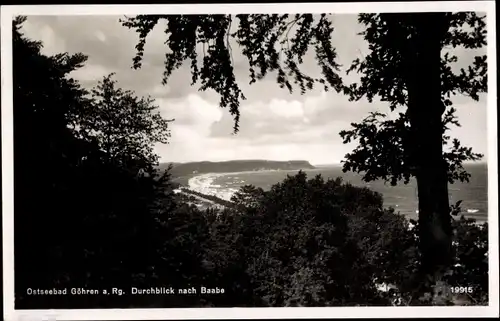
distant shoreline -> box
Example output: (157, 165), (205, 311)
(176, 173), (487, 225)
(165, 161), (487, 186)
(175, 163), (488, 224)
(171, 167), (322, 187)
(160, 159), (316, 180)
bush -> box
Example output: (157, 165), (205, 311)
(228, 172), (415, 306)
(206, 172), (488, 307)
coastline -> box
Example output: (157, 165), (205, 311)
(179, 170), (488, 224)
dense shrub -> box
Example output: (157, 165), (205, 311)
(199, 172), (488, 307)
(447, 216), (488, 305)
(229, 173), (414, 306)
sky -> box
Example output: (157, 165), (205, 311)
(20, 14), (488, 165)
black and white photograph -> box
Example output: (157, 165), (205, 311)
(1, 2), (498, 319)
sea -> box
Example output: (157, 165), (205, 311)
(187, 163), (489, 223)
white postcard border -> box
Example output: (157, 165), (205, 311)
(2, 1), (498, 320)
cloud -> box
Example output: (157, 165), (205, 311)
(158, 94), (223, 129)
(448, 96), (488, 158)
(21, 20), (66, 55)
(69, 64), (112, 83)
(95, 30), (107, 42)
(20, 14), (488, 164)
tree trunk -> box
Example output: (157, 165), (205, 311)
(405, 13), (452, 302)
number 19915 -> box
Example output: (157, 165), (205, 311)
(451, 286), (473, 294)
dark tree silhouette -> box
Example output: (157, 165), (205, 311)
(13, 16), (96, 305)
(234, 172), (418, 306)
(122, 13), (487, 302)
(121, 14), (343, 132)
(13, 16), (178, 308)
(73, 73), (174, 172)
(340, 13), (486, 301)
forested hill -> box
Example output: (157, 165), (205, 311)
(159, 160), (315, 177)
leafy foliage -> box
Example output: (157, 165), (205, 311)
(13, 17), (177, 308)
(341, 12), (486, 186)
(121, 14), (343, 132)
(72, 73), (174, 171)
(14, 15), (96, 305)
(335, 15), (487, 295)
(447, 217), (488, 305)
(345, 13), (486, 107)
(339, 108), (483, 186)
(220, 172), (486, 307)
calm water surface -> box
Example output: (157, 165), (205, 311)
(187, 163), (488, 223)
